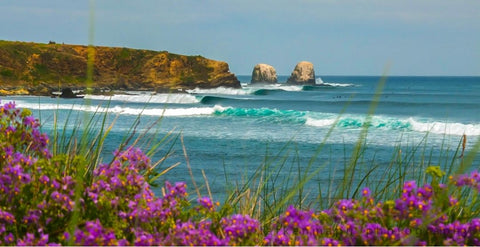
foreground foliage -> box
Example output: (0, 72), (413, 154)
(1, 100), (480, 245)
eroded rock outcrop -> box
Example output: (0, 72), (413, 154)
(286, 61), (316, 85)
(251, 64), (277, 84)
(0, 40), (241, 95)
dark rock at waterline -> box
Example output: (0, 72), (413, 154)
(58, 88), (84, 98)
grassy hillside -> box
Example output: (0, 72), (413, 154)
(0, 40), (240, 95)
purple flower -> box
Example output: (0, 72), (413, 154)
(320, 237), (340, 246)
(0, 209), (16, 224)
(20, 173), (31, 184)
(417, 184), (433, 199)
(264, 228), (292, 246)
(39, 175), (50, 185)
(222, 214), (259, 241)
(164, 220), (226, 246)
(22, 209), (41, 224)
(337, 199), (355, 212)
(164, 181), (188, 199)
(449, 196), (459, 206)
(73, 219), (120, 246)
(416, 240), (427, 246)
(4, 233), (14, 244)
(470, 218), (480, 233)
(50, 179), (60, 189)
(402, 181), (417, 196)
(198, 197), (217, 211)
(5, 126), (16, 135)
(410, 218), (423, 228)
(265, 205), (324, 245)
(22, 116), (36, 127)
(2, 146), (13, 159)
(36, 233), (49, 246)
(2, 102), (15, 111)
(361, 187), (371, 198)
(16, 233), (35, 246)
(360, 223), (387, 245)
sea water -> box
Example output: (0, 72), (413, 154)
(5, 76), (480, 202)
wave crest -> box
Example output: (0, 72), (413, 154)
(16, 100), (480, 136)
(306, 115), (480, 136)
(84, 93), (200, 104)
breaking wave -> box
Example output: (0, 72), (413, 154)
(84, 93), (200, 104)
(14, 100), (480, 136)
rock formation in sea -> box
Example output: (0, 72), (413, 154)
(251, 64), (277, 84)
(0, 40), (241, 95)
(286, 61), (316, 85)
(57, 88), (84, 98)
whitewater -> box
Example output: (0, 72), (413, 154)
(4, 75), (480, 200)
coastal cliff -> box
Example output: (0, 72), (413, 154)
(0, 40), (240, 95)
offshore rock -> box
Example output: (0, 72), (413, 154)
(0, 40), (241, 95)
(251, 64), (277, 84)
(286, 61), (316, 85)
(58, 88), (84, 98)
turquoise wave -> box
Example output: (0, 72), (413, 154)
(214, 107), (307, 124)
(213, 107), (414, 131)
(199, 95), (227, 104)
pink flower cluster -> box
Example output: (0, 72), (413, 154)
(0, 101), (260, 245)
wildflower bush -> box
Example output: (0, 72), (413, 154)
(1, 100), (480, 245)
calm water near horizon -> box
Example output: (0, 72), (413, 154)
(5, 75), (480, 203)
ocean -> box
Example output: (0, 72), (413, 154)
(5, 75), (480, 203)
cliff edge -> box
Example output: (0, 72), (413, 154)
(0, 40), (241, 95)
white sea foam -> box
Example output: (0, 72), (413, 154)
(15, 101), (226, 117)
(306, 114), (480, 136)
(243, 84), (304, 92)
(317, 82), (356, 87)
(306, 115), (400, 128)
(112, 106), (220, 116)
(185, 87), (252, 95)
(305, 117), (337, 127)
(276, 85), (304, 92)
(409, 118), (480, 136)
(325, 82), (356, 87)
(16, 102), (92, 111)
(15, 98), (480, 137)
(84, 93), (200, 104)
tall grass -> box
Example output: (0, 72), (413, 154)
(37, 75), (480, 224)
(210, 74), (480, 229)
(5, 76), (480, 245)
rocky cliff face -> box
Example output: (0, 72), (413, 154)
(251, 64), (277, 84)
(286, 61), (316, 85)
(0, 40), (240, 95)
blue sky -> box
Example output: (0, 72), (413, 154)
(1, 0), (479, 76)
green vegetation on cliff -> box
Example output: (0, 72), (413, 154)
(0, 40), (240, 95)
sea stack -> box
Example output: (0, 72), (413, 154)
(251, 64), (277, 84)
(286, 61), (316, 85)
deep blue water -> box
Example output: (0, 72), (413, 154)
(4, 75), (480, 202)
